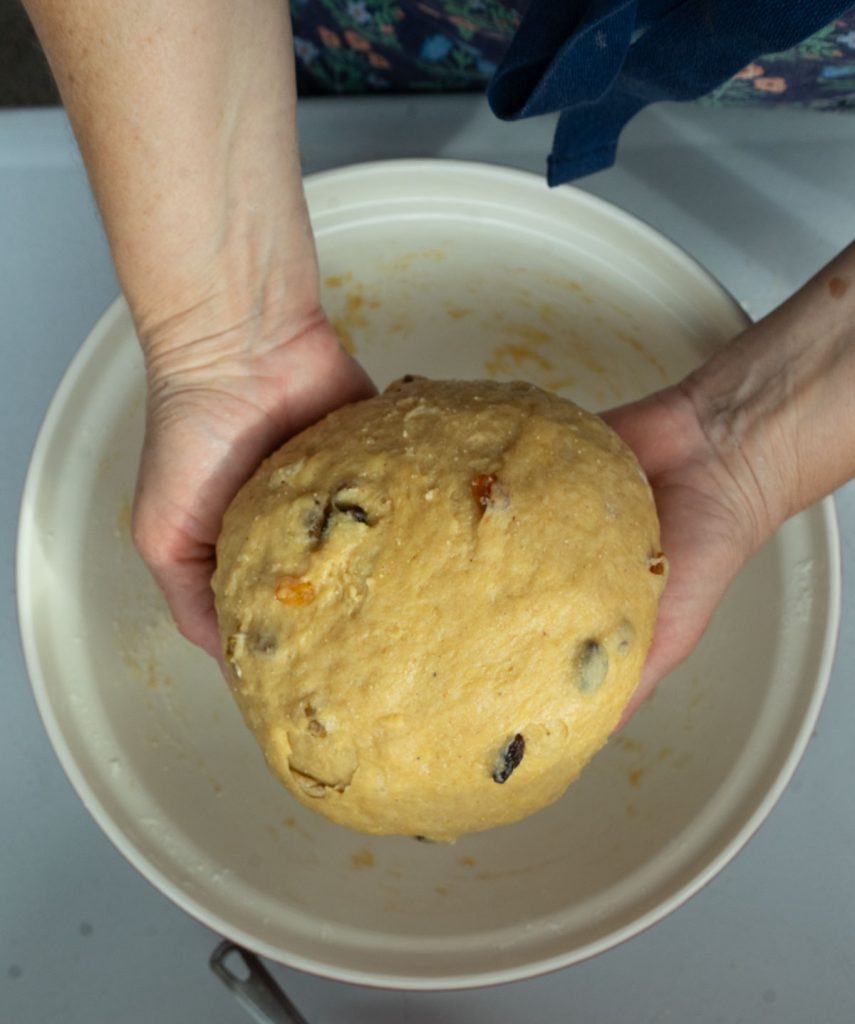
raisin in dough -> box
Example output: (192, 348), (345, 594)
(213, 378), (667, 841)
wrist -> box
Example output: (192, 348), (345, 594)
(127, 167), (321, 350)
(140, 288), (328, 393)
(680, 358), (795, 556)
(134, 187), (325, 389)
(684, 243), (855, 539)
(27, 0), (317, 371)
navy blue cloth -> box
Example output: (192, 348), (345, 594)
(487, 0), (853, 184)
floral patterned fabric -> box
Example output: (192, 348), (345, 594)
(290, 1), (855, 109)
(290, 0), (527, 93)
(701, 13), (855, 109)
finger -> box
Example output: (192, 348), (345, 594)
(614, 631), (679, 730)
(614, 567), (733, 730)
(601, 386), (704, 478)
(133, 511), (223, 662)
(151, 554), (223, 662)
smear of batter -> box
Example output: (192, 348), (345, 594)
(327, 279), (382, 355)
(351, 848), (375, 870)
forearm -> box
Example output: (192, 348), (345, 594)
(24, 0), (317, 361)
(685, 242), (855, 542)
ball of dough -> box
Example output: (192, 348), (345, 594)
(213, 378), (666, 841)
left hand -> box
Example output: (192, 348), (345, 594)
(133, 315), (375, 660)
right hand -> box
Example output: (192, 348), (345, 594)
(602, 382), (779, 725)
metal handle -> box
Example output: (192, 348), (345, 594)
(210, 940), (311, 1024)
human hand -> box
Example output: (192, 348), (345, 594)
(604, 238), (855, 723)
(601, 382), (780, 725)
(25, 0), (356, 660)
(133, 314), (375, 660)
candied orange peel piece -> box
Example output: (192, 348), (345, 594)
(471, 472), (497, 515)
(275, 575), (316, 606)
(648, 552), (667, 576)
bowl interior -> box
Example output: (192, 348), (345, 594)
(19, 161), (838, 988)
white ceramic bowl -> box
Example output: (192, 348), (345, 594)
(18, 161), (840, 989)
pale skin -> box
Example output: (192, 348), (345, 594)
(25, 1), (855, 717)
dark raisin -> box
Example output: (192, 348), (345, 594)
(414, 835), (437, 843)
(308, 491), (370, 544)
(334, 500), (368, 524)
(402, 374), (416, 383)
(492, 733), (525, 784)
(252, 633), (278, 656)
(575, 640), (609, 693)
(307, 499), (333, 542)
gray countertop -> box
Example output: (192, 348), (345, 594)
(2, 96), (854, 1023)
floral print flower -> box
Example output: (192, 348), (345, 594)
(734, 62), (764, 80)
(344, 29), (371, 52)
(753, 76), (787, 93)
(346, 0), (372, 25)
(836, 30), (855, 49)
(368, 51), (391, 69)
(293, 36), (319, 65)
(318, 26), (342, 49)
(420, 33), (453, 61)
